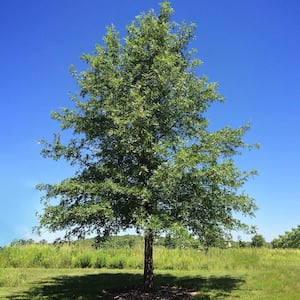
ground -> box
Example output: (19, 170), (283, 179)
(102, 286), (198, 299)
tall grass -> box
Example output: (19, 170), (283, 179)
(0, 244), (299, 271)
(1, 245), (300, 299)
(0, 243), (144, 269)
(0, 269), (27, 287)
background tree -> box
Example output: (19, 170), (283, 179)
(251, 234), (266, 248)
(237, 235), (248, 248)
(271, 225), (300, 249)
(10, 239), (34, 246)
(37, 3), (258, 290)
(163, 224), (198, 249)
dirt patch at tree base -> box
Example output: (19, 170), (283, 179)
(101, 286), (199, 299)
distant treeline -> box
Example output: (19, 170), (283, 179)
(7, 225), (300, 250)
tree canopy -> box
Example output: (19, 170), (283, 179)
(271, 225), (300, 249)
(251, 234), (266, 248)
(37, 2), (258, 289)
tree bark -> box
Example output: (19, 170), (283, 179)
(143, 229), (154, 290)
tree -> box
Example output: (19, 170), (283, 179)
(237, 236), (248, 248)
(271, 225), (300, 249)
(251, 234), (266, 248)
(10, 238), (34, 246)
(163, 224), (198, 249)
(37, 3), (258, 290)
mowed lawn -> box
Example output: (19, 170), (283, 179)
(0, 247), (299, 299)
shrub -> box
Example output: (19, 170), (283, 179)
(251, 234), (266, 248)
(94, 253), (107, 268)
(72, 253), (92, 268)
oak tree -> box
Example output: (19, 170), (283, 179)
(37, 3), (258, 290)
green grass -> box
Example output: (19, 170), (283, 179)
(0, 246), (299, 299)
(0, 268), (246, 299)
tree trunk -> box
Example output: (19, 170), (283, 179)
(143, 229), (154, 290)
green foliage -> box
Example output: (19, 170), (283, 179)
(10, 239), (34, 246)
(271, 225), (300, 249)
(161, 225), (199, 249)
(251, 234), (266, 248)
(94, 234), (144, 249)
(37, 3), (259, 288)
(37, 2), (257, 249)
(72, 252), (93, 268)
(236, 236), (250, 248)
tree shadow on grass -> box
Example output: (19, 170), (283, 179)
(7, 272), (245, 299)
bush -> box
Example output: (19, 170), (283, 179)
(94, 253), (107, 268)
(108, 255), (126, 269)
(72, 253), (92, 268)
(251, 234), (266, 248)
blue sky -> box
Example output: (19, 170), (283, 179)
(1, 0), (299, 246)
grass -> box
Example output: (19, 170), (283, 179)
(0, 246), (299, 299)
(0, 268), (246, 299)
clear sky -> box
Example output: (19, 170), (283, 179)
(1, 0), (299, 246)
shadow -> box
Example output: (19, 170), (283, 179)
(7, 272), (245, 299)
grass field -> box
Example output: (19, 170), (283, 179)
(0, 246), (299, 299)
